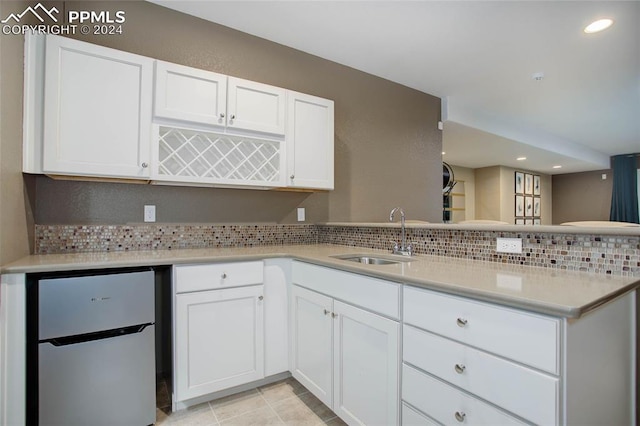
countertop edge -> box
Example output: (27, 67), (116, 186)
(2, 245), (638, 319)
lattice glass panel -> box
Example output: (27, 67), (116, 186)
(157, 127), (281, 183)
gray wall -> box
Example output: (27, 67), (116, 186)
(552, 169), (613, 224)
(28, 0), (442, 226)
(0, 0), (34, 263)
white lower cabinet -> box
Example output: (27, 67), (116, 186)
(401, 285), (636, 426)
(333, 300), (400, 426)
(175, 285), (264, 402)
(291, 285), (333, 406)
(403, 364), (525, 425)
(291, 262), (401, 426)
(169, 259), (635, 425)
(264, 259), (290, 377)
(173, 262), (265, 403)
(402, 403), (439, 426)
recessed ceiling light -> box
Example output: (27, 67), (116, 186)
(553, 165), (562, 169)
(584, 18), (614, 34)
(442, 151), (446, 155)
(517, 157), (527, 161)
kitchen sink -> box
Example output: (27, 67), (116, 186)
(331, 254), (414, 265)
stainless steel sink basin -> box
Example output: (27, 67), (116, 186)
(331, 254), (414, 265)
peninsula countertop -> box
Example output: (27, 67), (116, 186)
(2, 244), (638, 318)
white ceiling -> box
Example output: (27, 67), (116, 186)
(149, 0), (640, 174)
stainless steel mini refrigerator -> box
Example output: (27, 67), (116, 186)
(37, 270), (156, 425)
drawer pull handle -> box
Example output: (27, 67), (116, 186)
(221, 273), (227, 279)
(456, 318), (468, 327)
(324, 309), (330, 315)
(455, 411), (466, 422)
(454, 364), (466, 374)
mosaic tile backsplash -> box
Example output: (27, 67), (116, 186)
(35, 224), (318, 254)
(35, 223), (640, 277)
(318, 225), (640, 277)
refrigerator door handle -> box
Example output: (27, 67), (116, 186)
(39, 322), (154, 347)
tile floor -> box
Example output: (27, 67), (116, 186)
(155, 378), (347, 426)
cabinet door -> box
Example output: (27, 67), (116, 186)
(175, 285), (264, 401)
(290, 285), (333, 408)
(43, 35), (152, 179)
(227, 77), (286, 135)
(286, 92), (334, 189)
(154, 61), (227, 127)
(333, 301), (400, 426)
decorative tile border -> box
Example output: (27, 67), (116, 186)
(35, 224), (318, 254)
(34, 223), (640, 277)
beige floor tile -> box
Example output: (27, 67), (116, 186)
(270, 396), (325, 426)
(219, 406), (284, 426)
(155, 407), (171, 425)
(210, 389), (268, 421)
(297, 392), (335, 421)
(163, 402), (218, 426)
(258, 378), (308, 404)
(323, 415), (348, 426)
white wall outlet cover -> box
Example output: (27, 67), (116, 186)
(297, 207), (306, 222)
(144, 205), (156, 223)
(496, 237), (522, 254)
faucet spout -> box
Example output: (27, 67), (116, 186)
(389, 207), (412, 256)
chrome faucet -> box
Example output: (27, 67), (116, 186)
(389, 207), (413, 256)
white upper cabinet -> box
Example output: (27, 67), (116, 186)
(154, 65), (286, 137)
(41, 35), (153, 179)
(154, 61), (227, 127)
(24, 34), (334, 190)
(286, 92), (334, 190)
(227, 77), (286, 135)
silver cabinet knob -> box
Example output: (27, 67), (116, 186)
(456, 318), (468, 327)
(221, 273), (227, 279)
(258, 295), (263, 301)
(455, 411), (466, 422)
(290, 174), (295, 179)
(141, 162), (148, 168)
(454, 364), (466, 374)
(230, 114), (236, 120)
(219, 113), (225, 118)
(324, 309), (330, 316)
(331, 312), (338, 318)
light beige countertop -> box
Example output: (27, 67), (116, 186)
(2, 244), (638, 318)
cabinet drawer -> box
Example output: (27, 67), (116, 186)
(175, 261), (263, 293)
(402, 403), (439, 426)
(404, 325), (558, 425)
(404, 286), (559, 373)
(403, 364), (526, 426)
(292, 261), (400, 319)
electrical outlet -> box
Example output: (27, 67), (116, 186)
(144, 205), (156, 223)
(496, 237), (522, 254)
(297, 207), (306, 222)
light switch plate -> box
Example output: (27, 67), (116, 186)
(144, 205), (156, 223)
(496, 237), (522, 254)
(297, 207), (306, 222)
